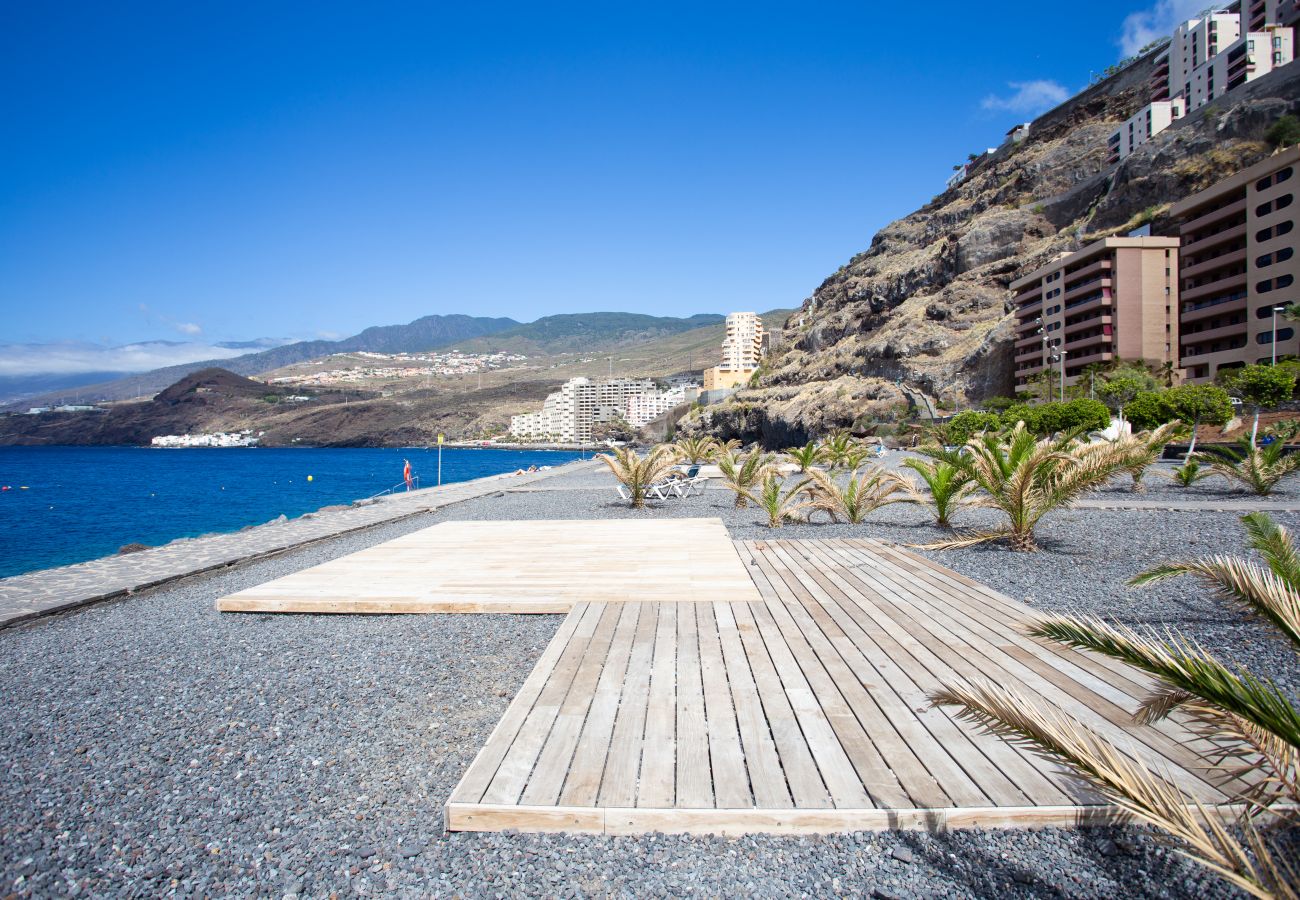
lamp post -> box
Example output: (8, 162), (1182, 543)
(1272, 305), (1288, 365)
(1036, 317), (1050, 403)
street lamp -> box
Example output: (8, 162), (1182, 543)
(1272, 305), (1288, 365)
(1036, 317), (1051, 402)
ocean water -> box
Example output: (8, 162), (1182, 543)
(0, 446), (583, 578)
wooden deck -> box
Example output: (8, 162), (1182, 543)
(217, 518), (758, 614)
(446, 538), (1234, 835)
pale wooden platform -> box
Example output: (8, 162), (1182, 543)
(217, 518), (757, 614)
(446, 538), (1237, 835)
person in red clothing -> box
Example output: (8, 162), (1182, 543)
(403, 458), (413, 491)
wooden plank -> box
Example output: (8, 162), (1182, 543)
(519, 603), (626, 806)
(596, 602), (658, 808)
(480, 602), (608, 805)
(848, 540), (1233, 785)
(674, 602), (714, 808)
(638, 602), (678, 807)
(728, 596), (831, 808)
(770, 540), (990, 809)
(450, 600), (591, 804)
(784, 539), (1049, 808)
(760, 542), (952, 809)
(695, 602), (752, 809)
(556, 603), (643, 807)
(748, 546), (911, 809)
(219, 518), (761, 614)
(738, 548), (874, 809)
(831, 540), (1228, 803)
(714, 600), (794, 809)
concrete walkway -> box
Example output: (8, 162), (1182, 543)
(1074, 497), (1300, 511)
(0, 461), (600, 629)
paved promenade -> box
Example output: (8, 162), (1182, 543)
(0, 461), (599, 628)
(1074, 497), (1300, 511)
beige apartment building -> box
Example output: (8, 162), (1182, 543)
(1172, 145), (1300, 381)
(721, 312), (765, 370)
(1011, 237), (1180, 390)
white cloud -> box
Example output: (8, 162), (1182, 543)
(1119, 0), (1206, 56)
(0, 341), (247, 376)
(175, 322), (202, 335)
(980, 80), (1070, 115)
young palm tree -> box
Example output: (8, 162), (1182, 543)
(900, 454), (977, 528)
(599, 445), (678, 509)
(1111, 422), (1184, 493)
(784, 440), (826, 473)
(1202, 438), (1300, 496)
(1166, 459), (1216, 488)
(932, 512), (1300, 899)
(717, 450), (777, 508)
(820, 432), (856, 470)
(671, 435), (718, 465)
(804, 466), (911, 524)
(920, 423), (1129, 551)
(746, 474), (814, 528)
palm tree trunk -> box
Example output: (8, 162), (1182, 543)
(1010, 528), (1040, 551)
(1185, 417), (1199, 462)
(1251, 409), (1261, 449)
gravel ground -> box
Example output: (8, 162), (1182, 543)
(2, 464), (1295, 898)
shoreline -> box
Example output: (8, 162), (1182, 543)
(0, 460), (597, 629)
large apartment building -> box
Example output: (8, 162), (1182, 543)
(509, 376), (664, 441)
(1011, 237), (1180, 390)
(1172, 145), (1300, 381)
(721, 312), (765, 370)
(1113, 5), (1295, 161)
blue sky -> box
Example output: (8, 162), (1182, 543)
(0, 1), (1202, 371)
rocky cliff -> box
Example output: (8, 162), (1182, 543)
(697, 56), (1300, 447)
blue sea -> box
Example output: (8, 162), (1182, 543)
(0, 446), (583, 578)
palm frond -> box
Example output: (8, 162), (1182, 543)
(930, 680), (1284, 899)
(1025, 616), (1300, 749)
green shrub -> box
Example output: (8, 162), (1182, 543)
(980, 396), (1018, 413)
(999, 399), (1109, 436)
(946, 410), (1001, 444)
(1123, 391), (1174, 431)
(1265, 114), (1300, 149)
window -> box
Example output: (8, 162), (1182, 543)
(1278, 167), (1294, 184)
(1259, 278), (1275, 292)
(1280, 220), (1295, 237)
(1274, 35), (1284, 48)
(1280, 274), (1295, 290)
(1257, 328), (1295, 344)
(1278, 194), (1294, 211)
(1257, 174), (1274, 191)
(1279, 247), (1295, 263)
(1259, 252), (1274, 267)
(1249, 39), (1255, 51)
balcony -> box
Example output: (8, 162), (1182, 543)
(1064, 349), (1115, 368)
(1066, 331), (1111, 352)
(1015, 333), (1042, 350)
(1015, 321), (1042, 339)
(1179, 197), (1247, 237)
(1063, 275), (1112, 303)
(1180, 321), (1246, 345)
(1181, 246), (1246, 278)
(1062, 257), (1112, 285)
(1015, 346), (1047, 364)
(1063, 291), (1113, 316)
(1014, 294), (1043, 313)
(1181, 293), (1248, 323)
(1065, 313), (1112, 335)
(1181, 271), (1248, 303)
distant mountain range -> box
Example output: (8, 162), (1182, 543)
(4, 311), (730, 408)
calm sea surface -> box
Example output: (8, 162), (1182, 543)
(0, 446), (582, 578)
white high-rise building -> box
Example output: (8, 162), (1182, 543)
(721, 312), (764, 371)
(1168, 12), (1241, 110)
(509, 376), (658, 442)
